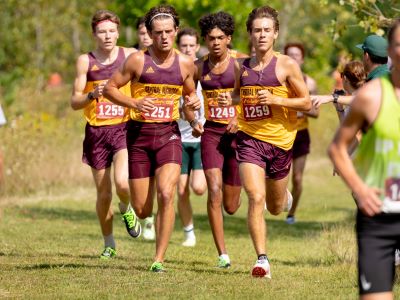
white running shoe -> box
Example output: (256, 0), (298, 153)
(395, 249), (400, 266)
(251, 259), (271, 278)
(284, 190), (293, 212)
(182, 236), (196, 247)
(143, 216), (155, 241)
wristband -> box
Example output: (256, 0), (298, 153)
(189, 119), (198, 128)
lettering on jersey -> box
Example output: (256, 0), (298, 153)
(388, 162), (400, 178)
(203, 74), (211, 81)
(91, 65), (100, 71)
(204, 90), (219, 99)
(146, 66), (155, 73)
(375, 138), (395, 154)
(143, 85), (180, 95)
(240, 87), (274, 97)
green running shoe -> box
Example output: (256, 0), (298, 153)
(150, 261), (165, 273)
(100, 247), (116, 260)
(217, 255), (231, 269)
(122, 207), (142, 238)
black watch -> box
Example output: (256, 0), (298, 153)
(332, 93), (339, 104)
(87, 92), (95, 101)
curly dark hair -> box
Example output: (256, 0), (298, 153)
(144, 5), (179, 32)
(246, 6), (279, 33)
(198, 11), (235, 38)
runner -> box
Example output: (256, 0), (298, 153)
(70, 10), (141, 260)
(135, 16), (153, 50)
(196, 11), (247, 268)
(218, 5), (311, 277)
(103, 5), (201, 272)
(133, 16), (156, 241)
(328, 19), (400, 299)
(176, 27), (207, 247)
(283, 42), (319, 224)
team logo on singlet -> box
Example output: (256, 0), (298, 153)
(242, 70), (249, 77)
(145, 66), (155, 73)
(203, 74), (211, 81)
(90, 65), (100, 71)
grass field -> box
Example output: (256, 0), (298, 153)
(0, 106), (399, 299)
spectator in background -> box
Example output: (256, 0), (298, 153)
(356, 34), (390, 81)
(134, 16), (152, 50)
(283, 42), (319, 225)
(176, 27), (207, 247)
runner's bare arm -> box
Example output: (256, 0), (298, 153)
(104, 53), (154, 113)
(328, 86), (382, 216)
(259, 56), (311, 111)
(303, 98), (319, 118)
(182, 55), (201, 110)
(313, 95), (354, 108)
(71, 54), (93, 110)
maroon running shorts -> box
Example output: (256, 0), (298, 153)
(201, 121), (241, 186)
(236, 131), (292, 180)
(82, 122), (127, 170)
(126, 120), (182, 179)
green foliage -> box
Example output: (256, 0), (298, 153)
(0, 0), (110, 104)
(339, 0), (399, 34)
(0, 0), (377, 98)
(0, 86), (91, 196)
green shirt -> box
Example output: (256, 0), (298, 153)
(366, 64), (390, 82)
(353, 75), (400, 206)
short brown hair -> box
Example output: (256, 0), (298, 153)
(284, 42), (305, 59)
(91, 10), (120, 33)
(145, 5), (179, 32)
(342, 60), (366, 90)
(246, 6), (279, 33)
(177, 27), (199, 45)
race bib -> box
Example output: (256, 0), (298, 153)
(142, 98), (173, 122)
(242, 98), (272, 121)
(382, 178), (400, 213)
(208, 105), (236, 121)
(96, 102), (125, 119)
(385, 178), (400, 202)
(241, 87), (272, 121)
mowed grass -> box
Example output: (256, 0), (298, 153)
(0, 106), (399, 299)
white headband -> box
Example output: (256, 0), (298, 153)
(149, 13), (174, 23)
